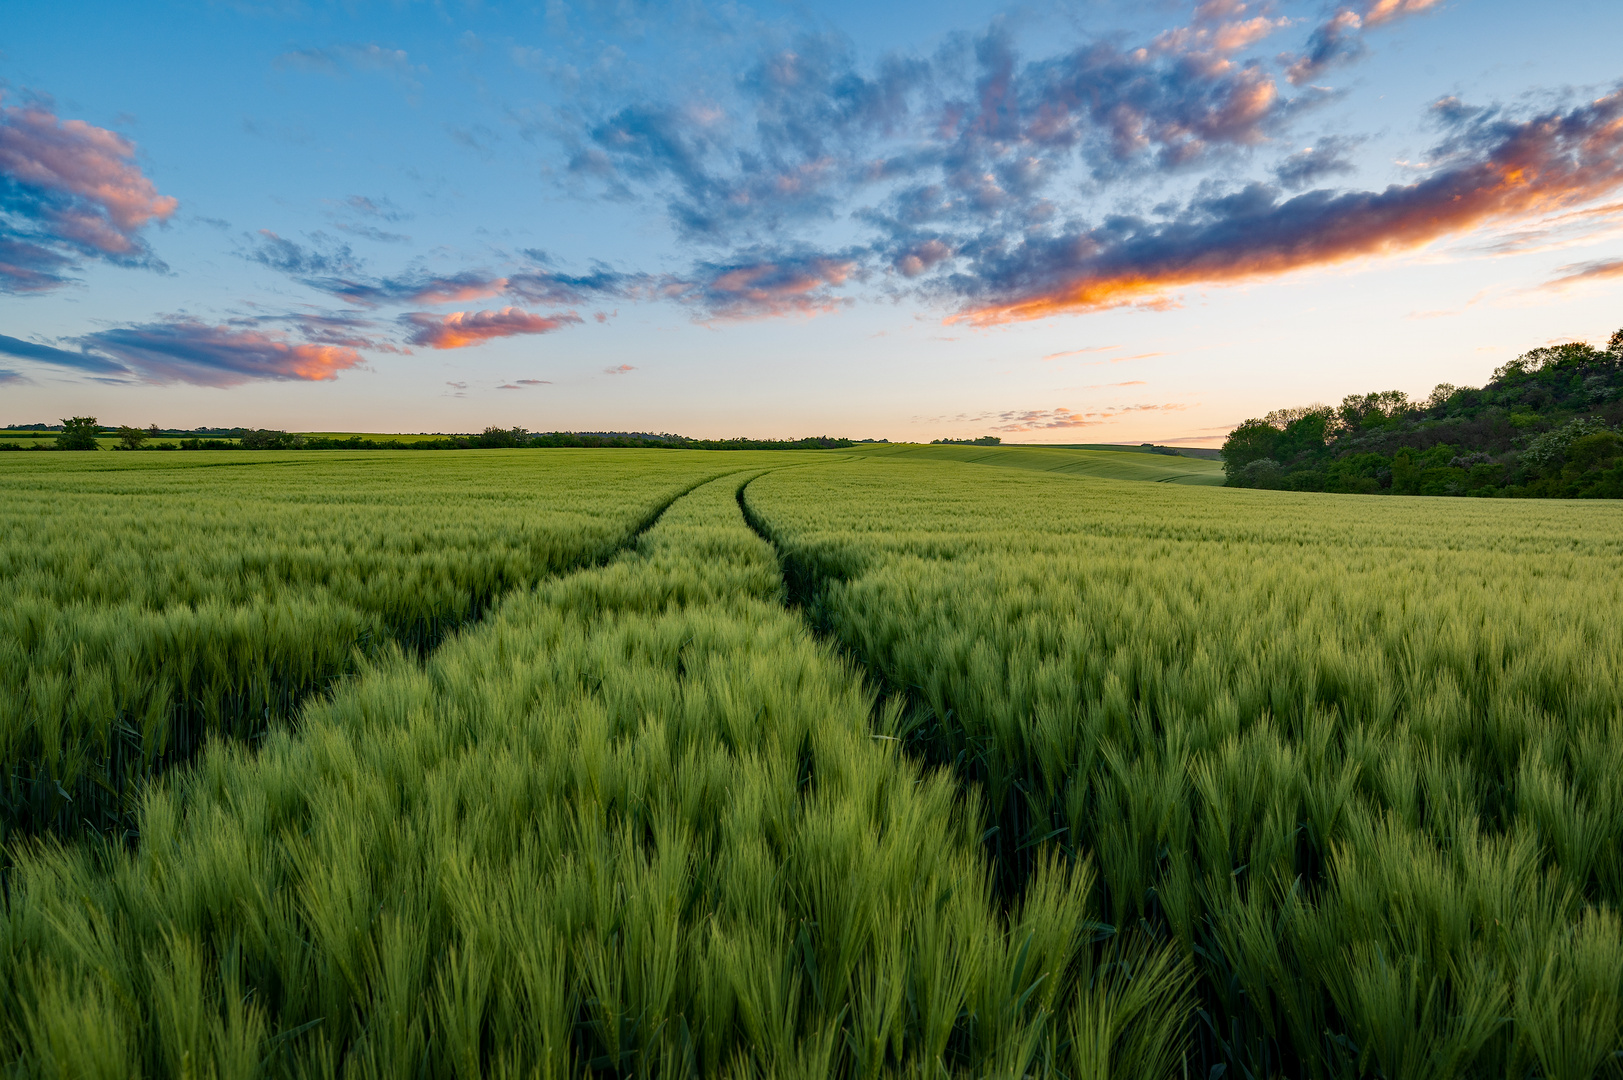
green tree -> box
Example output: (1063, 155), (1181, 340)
(56, 416), (100, 450)
(1220, 419), (1282, 483)
(477, 426), (529, 448)
(115, 425), (149, 450)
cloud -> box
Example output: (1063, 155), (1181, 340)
(235, 310), (407, 353)
(341, 195), (409, 222)
(244, 230), (360, 275)
(278, 250), (637, 311)
(401, 307), (582, 349)
(1542, 257), (1623, 289)
(564, 18), (1299, 247)
(0, 94), (177, 292)
(1286, 0), (1443, 84)
(516, 378), (550, 384)
(332, 222), (410, 243)
(951, 88), (1623, 324)
(604, 364), (635, 374)
(1272, 136), (1361, 189)
(0, 331), (130, 374)
(676, 251), (856, 320)
(1043, 345), (1119, 360)
(935, 401), (1190, 432)
(507, 260), (643, 305)
(309, 270), (511, 307)
(274, 44), (424, 91)
(0, 368), (23, 384)
(79, 319), (365, 386)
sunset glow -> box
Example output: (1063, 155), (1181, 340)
(2, 0), (1619, 442)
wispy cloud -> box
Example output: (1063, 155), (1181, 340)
(1542, 257), (1623, 289)
(401, 307), (581, 348)
(1042, 345), (1120, 360)
(0, 331), (129, 374)
(80, 319), (366, 386)
(0, 93), (177, 292)
(604, 363), (635, 375)
(274, 44), (425, 92)
(932, 401), (1190, 432)
(244, 230), (360, 276)
(310, 270), (511, 307)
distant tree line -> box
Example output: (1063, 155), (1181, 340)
(930, 436), (1002, 445)
(0, 422), (869, 453)
(1221, 330), (1623, 498)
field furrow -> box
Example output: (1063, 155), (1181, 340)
(1, 469), (1188, 1078)
(743, 457), (1623, 1080)
(0, 451), (753, 843)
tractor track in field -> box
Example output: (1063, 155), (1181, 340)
(736, 471), (1063, 904)
(6, 467), (754, 851)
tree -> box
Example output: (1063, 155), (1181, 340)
(477, 426), (529, 448)
(56, 416), (100, 450)
(240, 429), (300, 449)
(1220, 419), (1282, 482)
(116, 425), (149, 450)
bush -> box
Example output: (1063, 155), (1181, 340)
(1232, 458), (1285, 489)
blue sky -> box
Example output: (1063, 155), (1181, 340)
(2, 0), (1621, 443)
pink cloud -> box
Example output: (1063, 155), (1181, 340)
(0, 95), (176, 291)
(81, 319), (363, 386)
(401, 307), (581, 349)
(682, 255), (856, 320)
(1542, 257), (1623, 289)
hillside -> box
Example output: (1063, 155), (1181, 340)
(1222, 330), (1623, 497)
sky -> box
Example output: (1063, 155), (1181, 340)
(2, 0), (1621, 444)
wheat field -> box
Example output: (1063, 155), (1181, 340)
(2, 445), (1620, 1078)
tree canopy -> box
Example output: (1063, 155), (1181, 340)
(1221, 331), (1623, 498)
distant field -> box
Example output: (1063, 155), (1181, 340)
(1026, 441), (1225, 460)
(3, 447), (1620, 1078)
(295, 430), (456, 443)
(860, 441), (1227, 484)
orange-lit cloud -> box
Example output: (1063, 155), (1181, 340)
(0, 95), (177, 291)
(1287, 0), (1444, 84)
(81, 320), (363, 386)
(955, 89), (1623, 325)
(402, 307), (582, 349)
(1542, 257), (1623, 289)
(1361, 0), (1443, 28)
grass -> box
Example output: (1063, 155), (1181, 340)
(0, 450), (775, 840)
(851, 443), (1226, 484)
(3, 446), (1620, 1076)
(744, 458), (1623, 1079)
(0, 469), (1190, 1078)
